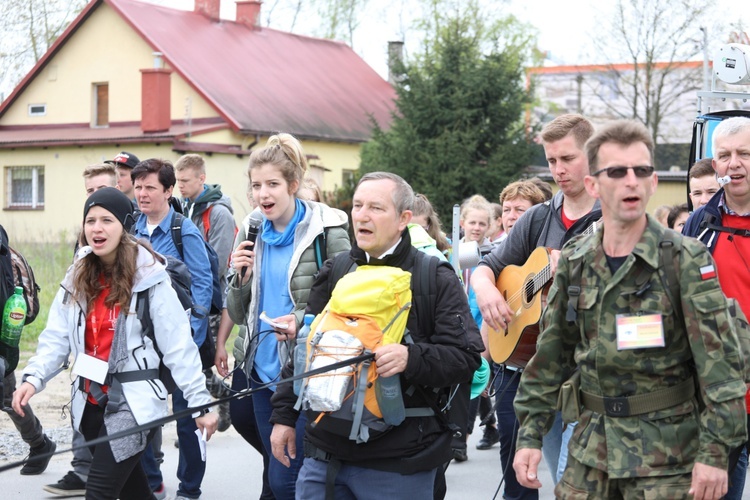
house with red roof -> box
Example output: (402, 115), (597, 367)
(0, 0), (395, 241)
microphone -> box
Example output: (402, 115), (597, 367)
(241, 208), (263, 279)
(717, 174), (731, 187)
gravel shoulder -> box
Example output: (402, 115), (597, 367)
(1, 368), (76, 461)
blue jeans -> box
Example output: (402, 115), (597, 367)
(493, 366), (538, 500)
(231, 371), (274, 500)
(141, 390), (205, 498)
(251, 379), (307, 500)
(172, 389), (206, 498)
(541, 411), (573, 484)
(725, 445), (748, 500)
(297, 457), (436, 500)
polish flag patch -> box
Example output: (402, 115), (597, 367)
(700, 265), (716, 280)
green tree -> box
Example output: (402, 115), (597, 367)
(359, 0), (537, 220)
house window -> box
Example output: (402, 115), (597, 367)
(28, 104), (47, 116)
(342, 169), (356, 186)
(93, 83), (109, 127)
(5, 166), (45, 209)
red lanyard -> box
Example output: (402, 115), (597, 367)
(90, 304), (119, 358)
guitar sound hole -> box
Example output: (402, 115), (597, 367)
(524, 281), (534, 303)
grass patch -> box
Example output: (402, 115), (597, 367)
(13, 238), (74, 363)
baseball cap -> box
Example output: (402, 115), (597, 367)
(105, 151), (140, 169)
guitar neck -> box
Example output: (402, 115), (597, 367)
(530, 263), (552, 296)
(530, 219), (599, 294)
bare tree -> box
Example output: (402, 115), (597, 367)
(584, 0), (716, 143)
(258, 0), (368, 46)
(311, 0), (369, 47)
(0, 0), (86, 100)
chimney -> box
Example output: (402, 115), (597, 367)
(140, 53), (172, 133)
(195, 0), (221, 22)
(236, 1), (262, 28)
(388, 41), (404, 85)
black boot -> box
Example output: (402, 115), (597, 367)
(20, 435), (56, 475)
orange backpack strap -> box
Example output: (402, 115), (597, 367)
(201, 205), (213, 242)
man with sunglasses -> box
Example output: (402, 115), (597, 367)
(471, 114), (601, 494)
(683, 116), (750, 500)
(513, 120), (746, 500)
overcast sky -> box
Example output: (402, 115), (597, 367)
(146, 0), (748, 80)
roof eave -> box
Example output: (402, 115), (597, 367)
(0, 0), (104, 119)
(104, 0), (244, 133)
(236, 128), (368, 144)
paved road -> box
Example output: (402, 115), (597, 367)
(3, 421), (749, 499)
(0, 420), (554, 499)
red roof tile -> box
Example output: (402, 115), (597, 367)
(1, 0), (396, 143)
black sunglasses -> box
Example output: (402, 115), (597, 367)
(591, 166), (655, 178)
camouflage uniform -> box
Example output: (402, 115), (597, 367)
(515, 215), (747, 496)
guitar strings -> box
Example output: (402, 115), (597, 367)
(503, 265), (552, 314)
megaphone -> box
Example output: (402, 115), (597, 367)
(458, 240), (482, 270)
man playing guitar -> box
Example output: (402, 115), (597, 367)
(471, 114), (602, 492)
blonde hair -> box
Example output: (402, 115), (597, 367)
(499, 181), (546, 206)
(82, 163), (116, 180)
(413, 193), (450, 252)
(248, 134), (308, 193)
(460, 194), (491, 223)
(174, 154), (206, 175)
(541, 114), (594, 149)
(299, 177), (322, 202)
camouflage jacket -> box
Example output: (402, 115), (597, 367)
(515, 215), (747, 478)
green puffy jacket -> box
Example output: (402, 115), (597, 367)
(227, 200), (351, 366)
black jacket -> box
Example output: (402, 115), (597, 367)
(270, 229), (483, 469)
(682, 188), (724, 252)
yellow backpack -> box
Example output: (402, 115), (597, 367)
(296, 265), (413, 443)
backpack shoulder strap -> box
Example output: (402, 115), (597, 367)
(314, 228), (328, 270)
(136, 289), (162, 356)
(659, 230), (683, 325)
(201, 205), (213, 242)
(411, 251), (441, 336)
(170, 212), (185, 261)
(529, 201), (553, 249)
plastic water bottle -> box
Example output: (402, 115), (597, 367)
(294, 314), (315, 396)
(1, 287), (27, 374)
(376, 374), (406, 426)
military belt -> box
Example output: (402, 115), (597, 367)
(581, 377), (694, 417)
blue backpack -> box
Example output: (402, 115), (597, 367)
(169, 211), (223, 316)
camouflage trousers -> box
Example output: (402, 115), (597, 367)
(555, 456), (693, 499)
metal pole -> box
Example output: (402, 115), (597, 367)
(452, 204), (460, 277)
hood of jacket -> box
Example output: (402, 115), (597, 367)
(189, 184), (234, 216)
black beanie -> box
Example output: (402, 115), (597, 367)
(83, 187), (135, 231)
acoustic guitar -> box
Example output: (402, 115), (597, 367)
(486, 246), (552, 369)
(487, 218), (601, 369)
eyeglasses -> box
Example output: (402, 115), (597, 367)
(591, 166), (655, 178)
